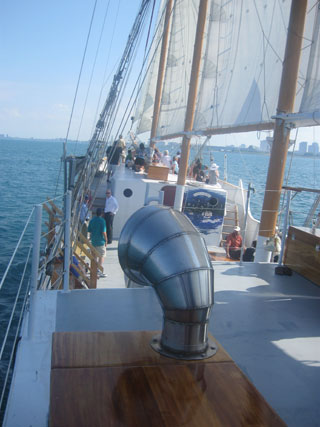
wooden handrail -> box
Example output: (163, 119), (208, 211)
(47, 198), (63, 216)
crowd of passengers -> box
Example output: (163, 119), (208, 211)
(106, 134), (219, 184)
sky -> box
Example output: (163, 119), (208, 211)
(0, 0), (145, 141)
(1, 0), (320, 147)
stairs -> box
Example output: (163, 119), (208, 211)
(221, 203), (239, 247)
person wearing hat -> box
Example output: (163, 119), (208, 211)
(208, 159), (220, 185)
(225, 226), (244, 260)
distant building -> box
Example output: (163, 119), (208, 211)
(299, 141), (308, 154)
(240, 144), (246, 149)
(260, 139), (270, 152)
(260, 137), (295, 152)
(308, 142), (319, 155)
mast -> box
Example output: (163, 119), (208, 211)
(255, 0), (308, 261)
(174, 0), (209, 210)
(150, 0), (173, 148)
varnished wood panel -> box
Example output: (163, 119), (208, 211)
(284, 226), (320, 286)
(51, 331), (232, 369)
(147, 165), (169, 181)
(50, 362), (285, 427)
(208, 251), (237, 262)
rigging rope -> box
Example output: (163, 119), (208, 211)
(74, 0), (112, 155)
(54, 0), (98, 196)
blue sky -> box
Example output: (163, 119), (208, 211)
(0, 0), (145, 140)
(0, 0), (319, 147)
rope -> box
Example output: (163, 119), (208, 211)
(74, 0), (112, 155)
(54, 0), (98, 195)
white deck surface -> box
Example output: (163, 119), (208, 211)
(4, 259), (320, 426)
(97, 240), (126, 289)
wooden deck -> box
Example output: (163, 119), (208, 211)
(50, 331), (285, 427)
(208, 250), (237, 262)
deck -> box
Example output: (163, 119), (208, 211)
(4, 258), (320, 426)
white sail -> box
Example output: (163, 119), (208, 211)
(299, 3), (320, 115)
(135, 0), (199, 137)
(135, 0), (318, 139)
(135, 0), (167, 135)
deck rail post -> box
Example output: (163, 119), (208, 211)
(240, 183), (254, 265)
(28, 204), (42, 339)
(63, 190), (72, 292)
(278, 190), (292, 266)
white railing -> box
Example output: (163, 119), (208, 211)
(0, 193), (65, 419)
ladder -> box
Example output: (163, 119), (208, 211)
(221, 203), (239, 247)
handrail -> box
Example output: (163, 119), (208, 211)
(0, 278), (30, 412)
(0, 208), (34, 291)
(0, 246), (32, 361)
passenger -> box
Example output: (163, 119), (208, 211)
(208, 158), (220, 185)
(171, 156), (179, 174)
(125, 150), (134, 168)
(192, 159), (202, 179)
(117, 134), (126, 150)
(196, 169), (205, 182)
(225, 226), (245, 260)
(176, 150), (181, 166)
(53, 255), (86, 289)
(152, 147), (162, 164)
(88, 207), (107, 277)
(203, 165), (209, 183)
(161, 150), (172, 169)
(242, 240), (256, 262)
(106, 140), (123, 182)
(69, 255), (86, 288)
(134, 143), (147, 171)
(104, 189), (119, 244)
(265, 228), (281, 262)
(79, 195), (90, 239)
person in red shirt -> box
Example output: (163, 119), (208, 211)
(225, 226), (244, 260)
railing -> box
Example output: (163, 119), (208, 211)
(0, 193), (64, 421)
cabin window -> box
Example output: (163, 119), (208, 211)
(209, 197), (218, 207)
(123, 188), (133, 198)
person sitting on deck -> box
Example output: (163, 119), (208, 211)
(225, 226), (245, 260)
(125, 150), (134, 168)
(152, 147), (162, 164)
(242, 240), (256, 262)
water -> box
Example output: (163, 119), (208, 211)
(0, 138), (88, 413)
(186, 146), (320, 226)
(0, 138), (88, 273)
(1, 138), (319, 274)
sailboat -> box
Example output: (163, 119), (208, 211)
(1, 0), (320, 425)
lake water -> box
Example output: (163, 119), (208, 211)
(1, 138), (319, 274)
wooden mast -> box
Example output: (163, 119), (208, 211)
(174, 0), (209, 210)
(257, 0), (308, 250)
(150, 0), (173, 148)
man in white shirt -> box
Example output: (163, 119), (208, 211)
(104, 189), (119, 244)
